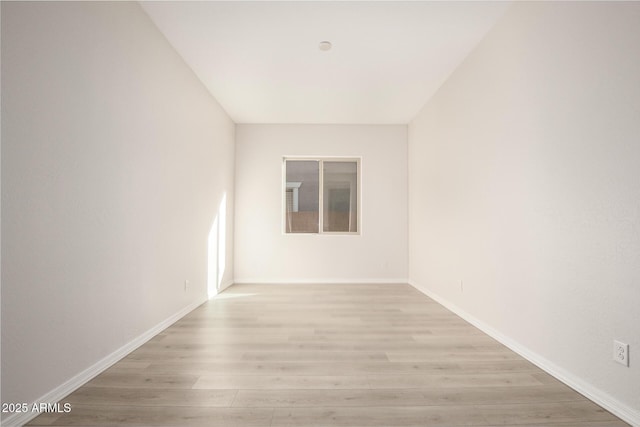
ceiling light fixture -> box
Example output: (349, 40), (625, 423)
(319, 41), (332, 51)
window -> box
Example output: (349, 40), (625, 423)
(284, 158), (360, 234)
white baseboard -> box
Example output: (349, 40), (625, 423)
(232, 278), (409, 285)
(1, 298), (206, 427)
(217, 279), (235, 293)
(407, 280), (640, 427)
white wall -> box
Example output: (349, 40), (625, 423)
(408, 2), (640, 422)
(235, 124), (407, 283)
(1, 1), (234, 420)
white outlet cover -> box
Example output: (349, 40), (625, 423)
(613, 340), (629, 367)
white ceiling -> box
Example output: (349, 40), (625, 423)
(141, 1), (509, 124)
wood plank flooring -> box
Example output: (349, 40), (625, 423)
(28, 283), (628, 426)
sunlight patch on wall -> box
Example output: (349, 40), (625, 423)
(217, 193), (227, 288)
(208, 193), (227, 299)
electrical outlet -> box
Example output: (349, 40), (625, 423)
(184, 280), (189, 292)
(613, 340), (629, 366)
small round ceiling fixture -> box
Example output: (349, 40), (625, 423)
(319, 41), (332, 51)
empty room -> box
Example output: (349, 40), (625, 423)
(1, 1), (639, 426)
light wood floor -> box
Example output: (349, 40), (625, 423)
(29, 283), (627, 426)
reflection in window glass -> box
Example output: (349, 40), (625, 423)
(323, 161), (358, 232)
(285, 161), (319, 233)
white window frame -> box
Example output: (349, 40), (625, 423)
(283, 157), (361, 235)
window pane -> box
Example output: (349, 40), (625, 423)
(285, 161), (319, 233)
(323, 161), (358, 232)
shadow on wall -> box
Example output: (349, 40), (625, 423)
(208, 193), (227, 299)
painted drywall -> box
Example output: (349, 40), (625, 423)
(235, 124), (407, 283)
(1, 1), (234, 418)
(408, 1), (640, 421)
